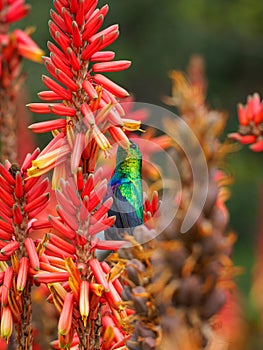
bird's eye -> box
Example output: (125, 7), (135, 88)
(130, 143), (136, 149)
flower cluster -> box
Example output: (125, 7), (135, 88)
(0, 151), (50, 345)
(27, 0), (141, 187)
(229, 93), (263, 152)
(30, 167), (130, 349)
(162, 55), (207, 117)
(0, 0), (44, 162)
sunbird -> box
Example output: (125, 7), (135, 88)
(105, 140), (143, 240)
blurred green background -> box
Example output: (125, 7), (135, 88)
(17, 0), (263, 330)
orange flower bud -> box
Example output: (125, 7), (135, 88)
(34, 272), (69, 284)
(93, 74), (129, 98)
(2, 267), (14, 307)
(28, 119), (66, 134)
(58, 292), (74, 335)
(16, 257), (29, 293)
(24, 237), (40, 271)
(0, 241), (19, 256)
(108, 126), (130, 149)
(0, 164), (15, 185)
(12, 204), (23, 225)
(92, 60), (131, 73)
(88, 259), (110, 292)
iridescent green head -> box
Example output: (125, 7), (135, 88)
(116, 140), (142, 163)
(115, 141), (142, 179)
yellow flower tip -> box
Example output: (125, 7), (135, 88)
(168, 69), (177, 78)
(25, 26), (37, 36)
(93, 127), (111, 152)
(82, 316), (88, 328)
(18, 44), (45, 63)
(103, 326), (115, 347)
(122, 119), (143, 132)
(30, 48), (46, 63)
(26, 166), (39, 178)
(90, 283), (104, 297)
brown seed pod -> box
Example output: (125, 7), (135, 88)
(122, 285), (133, 301)
(200, 288), (226, 319)
(141, 337), (156, 350)
(172, 275), (202, 307)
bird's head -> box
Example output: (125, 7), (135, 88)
(116, 140), (142, 164)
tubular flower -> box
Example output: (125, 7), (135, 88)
(229, 93), (263, 152)
(32, 168), (129, 349)
(27, 132), (72, 188)
(0, 28), (43, 88)
(0, 307), (12, 342)
(0, 151), (50, 346)
(28, 0), (135, 180)
(143, 190), (160, 228)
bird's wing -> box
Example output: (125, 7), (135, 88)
(110, 184), (143, 228)
(119, 179), (143, 220)
(105, 183), (143, 240)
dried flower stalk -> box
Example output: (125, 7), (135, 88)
(154, 57), (238, 349)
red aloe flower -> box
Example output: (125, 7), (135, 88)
(0, 0), (30, 25)
(0, 337), (7, 350)
(27, 0), (137, 184)
(143, 190), (160, 228)
(0, 151), (50, 346)
(0, 1), (44, 162)
(0, 27), (43, 88)
(32, 168), (129, 349)
(229, 93), (263, 152)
